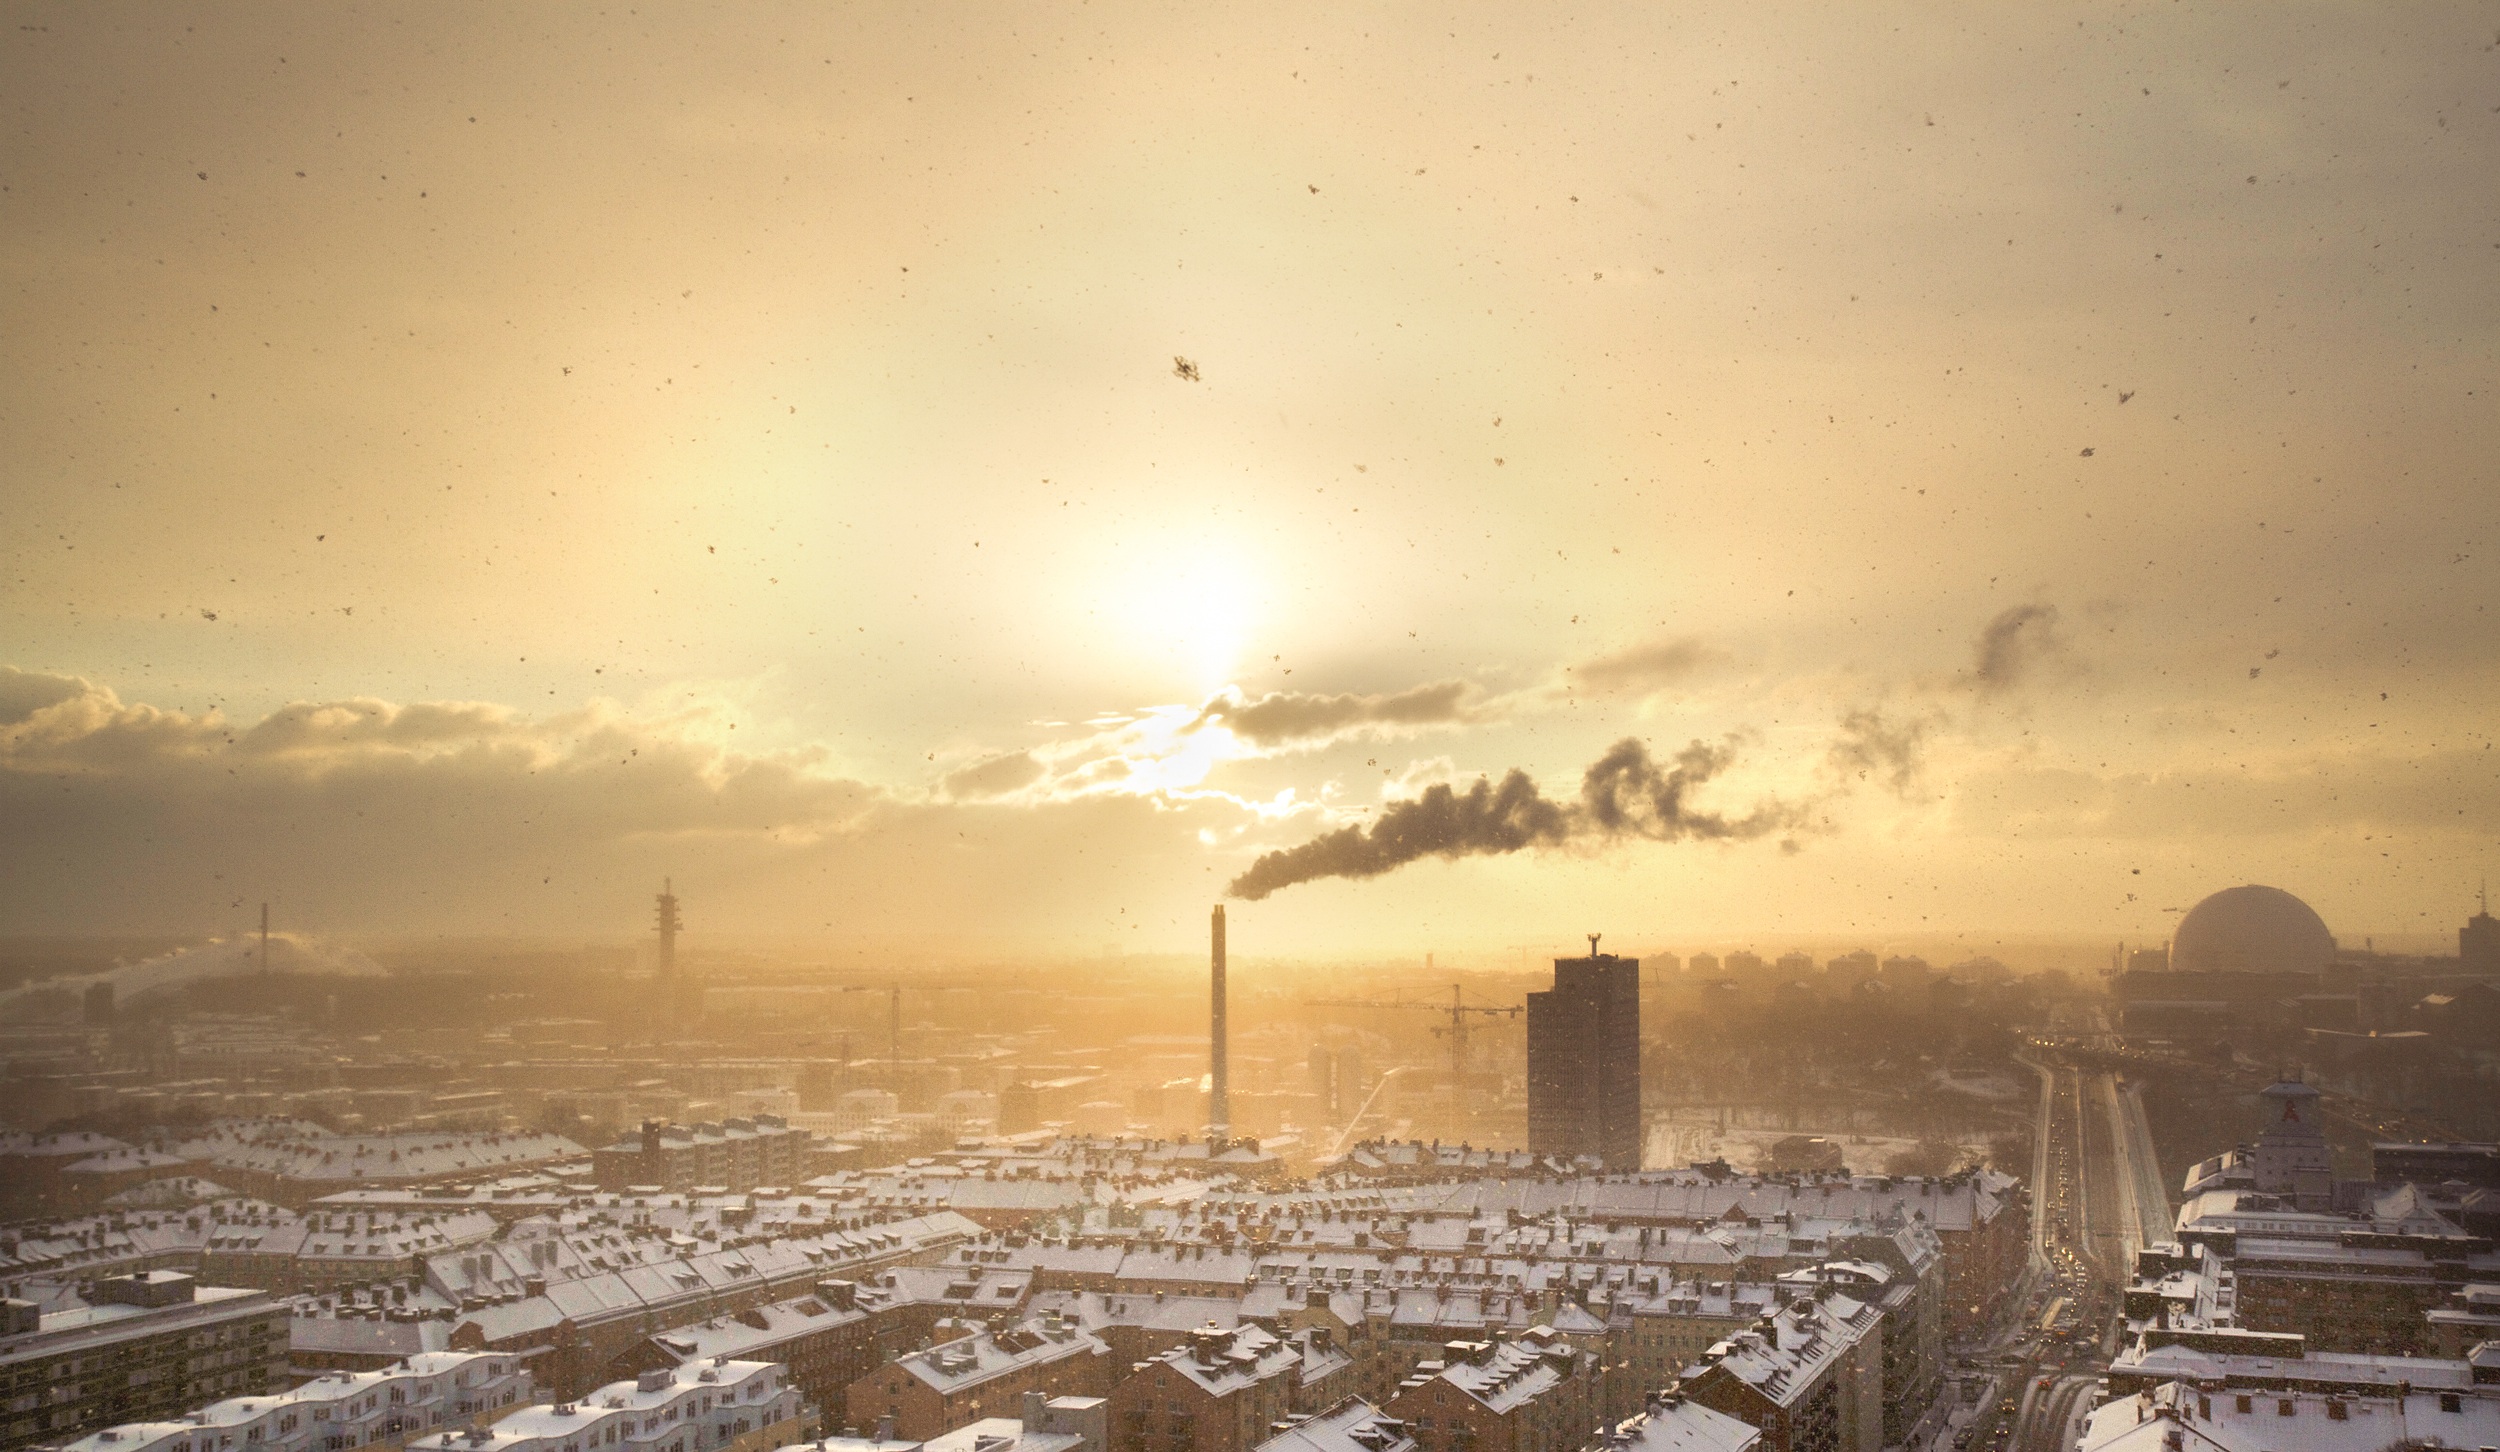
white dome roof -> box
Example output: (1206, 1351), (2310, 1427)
(2171, 884), (2335, 973)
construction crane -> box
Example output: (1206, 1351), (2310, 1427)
(1306, 983), (1523, 1092)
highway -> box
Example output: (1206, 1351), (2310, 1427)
(1962, 1048), (2162, 1452)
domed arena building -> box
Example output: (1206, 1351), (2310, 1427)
(2168, 883), (2337, 975)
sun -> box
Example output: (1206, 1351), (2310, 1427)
(1109, 548), (1256, 698)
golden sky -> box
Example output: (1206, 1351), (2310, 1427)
(2, 3), (2494, 955)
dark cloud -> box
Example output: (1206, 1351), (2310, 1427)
(1965, 604), (2067, 694)
(1563, 636), (1728, 695)
(940, 751), (1046, 800)
(0, 672), (880, 930)
(0, 667), (86, 728)
(1226, 736), (1796, 900)
(1189, 680), (1476, 748)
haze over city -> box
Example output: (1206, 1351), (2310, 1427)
(3, 3), (2492, 954)
(6, 15), (2500, 1452)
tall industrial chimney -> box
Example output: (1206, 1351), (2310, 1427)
(260, 903), (270, 974)
(1209, 904), (1229, 1146)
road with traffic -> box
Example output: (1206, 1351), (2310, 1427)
(1955, 1046), (2165, 1452)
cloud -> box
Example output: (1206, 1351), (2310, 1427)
(940, 751), (1047, 800)
(1226, 736), (1798, 900)
(0, 667), (86, 728)
(1964, 604), (2068, 694)
(0, 670), (884, 930)
(1562, 636), (1729, 696)
(1187, 680), (1478, 748)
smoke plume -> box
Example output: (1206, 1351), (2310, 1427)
(1226, 736), (1794, 900)
(1828, 707), (1932, 797)
(1966, 604), (2066, 693)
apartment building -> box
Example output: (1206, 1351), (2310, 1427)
(43, 1353), (529, 1452)
(843, 1319), (1110, 1442)
(406, 1362), (802, 1452)
(1379, 1333), (1601, 1452)
(1, 1275), (288, 1452)
(1108, 1325), (1304, 1452)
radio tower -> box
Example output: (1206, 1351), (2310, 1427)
(655, 880), (680, 984)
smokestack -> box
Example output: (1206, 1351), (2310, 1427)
(260, 903), (270, 974)
(1210, 904), (1230, 1145)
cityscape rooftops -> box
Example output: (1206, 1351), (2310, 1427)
(920, 1415), (1086, 1452)
(2079, 1378), (2500, 1452)
(1151, 1323), (1302, 1397)
(1597, 1397), (1762, 1452)
(1403, 1330), (1579, 1416)
(895, 1316), (1105, 1396)
(1251, 1398), (1416, 1452)
(48, 1352), (523, 1452)
(640, 1290), (869, 1365)
(415, 1359), (786, 1452)
(1, 1281), (276, 1361)
(1683, 1290), (1879, 1407)
(2108, 1337), (2477, 1393)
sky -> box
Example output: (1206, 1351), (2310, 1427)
(2, 3), (2494, 957)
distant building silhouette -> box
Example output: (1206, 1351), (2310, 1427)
(652, 879), (704, 1023)
(1526, 937), (1641, 1169)
(2170, 884), (2335, 974)
(2463, 886), (2499, 973)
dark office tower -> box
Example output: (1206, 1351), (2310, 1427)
(2464, 884), (2499, 972)
(1526, 935), (1642, 1169)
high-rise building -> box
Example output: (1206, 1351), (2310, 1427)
(2463, 886), (2499, 972)
(1526, 938), (1642, 1168)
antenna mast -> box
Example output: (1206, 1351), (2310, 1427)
(655, 879), (680, 982)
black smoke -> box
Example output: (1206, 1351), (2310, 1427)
(1226, 737), (1794, 900)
